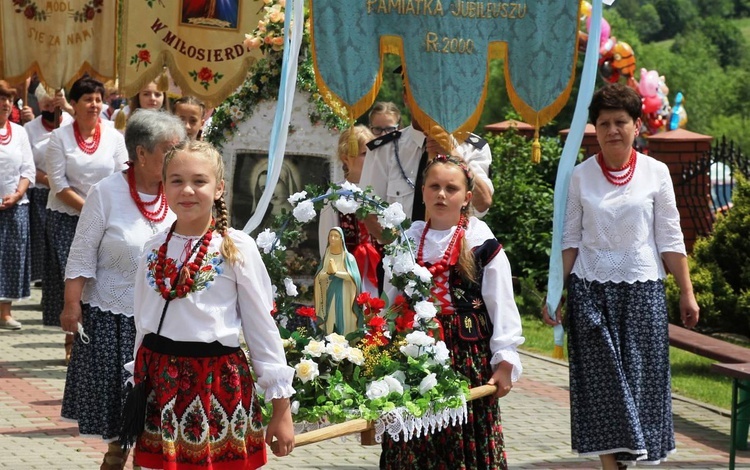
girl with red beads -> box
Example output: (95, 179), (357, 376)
(382, 154), (524, 470)
(125, 140), (294, 469)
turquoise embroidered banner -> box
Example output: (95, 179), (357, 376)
(310, 0), (580, 139)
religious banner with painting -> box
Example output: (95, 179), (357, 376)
(309, 0), (581, 153)
(0, 0), (116, 89)
(120, 0), (264, 107)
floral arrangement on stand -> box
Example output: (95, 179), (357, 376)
(255, 183), (471, 442)
(204, 0), (349, 150)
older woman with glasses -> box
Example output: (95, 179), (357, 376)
(60, 110), (185, 470)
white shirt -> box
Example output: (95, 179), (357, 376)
(385, 217), (524, 381)
(65, 171), (176, 316)
(24, 114), (74, 188)
(126, 228), (295, 398)
(562, 153), (686, 283)
(45, 122), (128, 215)
(0, 122), (35, 204)
(360, 126), (494, 219)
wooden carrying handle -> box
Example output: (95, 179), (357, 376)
(270, 384), (497, 453)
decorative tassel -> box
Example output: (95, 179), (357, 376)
(347, 125), (359, 159)
(531, 121), (541, 164)
(157, 67), (170, 93)
(552, 344), (565, 360)
(119, 381), (148, 451)
(114, 102), (127, 131)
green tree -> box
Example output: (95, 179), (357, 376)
(634, 4), (663, 43)
(696, 0), (735, 17)
(652, 0), (698, 41)
(693, 17), (747, 68)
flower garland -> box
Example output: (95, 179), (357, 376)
(204, 0), (349, 150)
(256, 182), (470, 442)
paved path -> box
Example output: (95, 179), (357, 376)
(1, 288), (749, 469)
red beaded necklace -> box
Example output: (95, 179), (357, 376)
(73, 120), (102, 154)
(0, 120), (11, 145)
(127, 165), (168, 223)
(417, 215), (467, 277)
(597, 148), (637, 186)
(154, 221), (214, 300)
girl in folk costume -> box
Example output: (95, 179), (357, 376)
(383, 155), (524, 470)
(124, 141), (294, 469)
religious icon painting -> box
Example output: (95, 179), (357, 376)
(181, 0), (239, 29)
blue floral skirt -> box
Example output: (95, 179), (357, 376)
(27, 187), (49, 283)
(41, 210), (78, 326)
(61, 305), (136, 440)
(0, 203), (30, 301)
(568, 274), (674, 465)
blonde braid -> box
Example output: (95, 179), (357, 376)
(215, 195), (241, 265)
(456, 217), (478, 285)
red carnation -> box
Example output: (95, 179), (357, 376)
(395, 309), (415, 333)
(368, 315), (386, 330)
(85, 6), (95, 20)
(198, 67), (214, 82)
(295, 306), (317, 318)
(138, 49), (151, 64)
(368, 297), (386, 312)
(356, 292), (372, 306)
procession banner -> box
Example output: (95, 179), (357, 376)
(120, 0), (263, 107)
(0, 0), (116, 89)
(309, 0), (581, 143)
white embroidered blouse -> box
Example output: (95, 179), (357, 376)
(45, 122), (127, 215)
(562, 153), (686, 283)
(64, 171), (176, 316)
(0, 121), (35, 204)
(125, 228), (295, 399)
(385, 217), (525, 382)
(24, 114), (74, 189)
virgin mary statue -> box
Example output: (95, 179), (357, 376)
(314, 227), (362, 336)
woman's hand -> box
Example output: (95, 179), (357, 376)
(680, 291), (700, 329)
(60, 301), (82, 335)
(541, 300), (563, 326)
(266, 398), (294, 457)
(0, 191), (21, 210)
(487, 362), (513, 398)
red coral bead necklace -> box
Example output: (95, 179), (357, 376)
(154, 220), (214, 300)
(417, 214), (467, 276)
(0, 120), (11, 145)
(597, 148), (637, 186)
(127, 165), (168, 223)
(73, 119), (102, 154)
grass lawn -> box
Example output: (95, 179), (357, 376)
(520, 315), (733, 410)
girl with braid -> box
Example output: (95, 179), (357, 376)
(125, 140), (295, 469)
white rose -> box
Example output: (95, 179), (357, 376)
(404, 280), (417, 297)
(347, 347), (365, 366)
(405, 330), (435, 347)
(433, 341), (450, 365)
(272, 284), (278, 298)
(366, 380), (391, 400)
(283, 277), (298, 296)
(383, 375), (404, 395)
(414, 300), (437, 321)
(288, 190), (308, 204)
(290, 400), (300, 415)
(326, 342), (349, 362)
(325, 333), (348, 345)
(418, 373), (438, 395)
(377, 202), (406, 229)
(400, 343), (421, 359)
(295, 359), (320, 383)
(411, 264), (432, 283)
(334, 197), (360, 215)
(390, 251), (415, 275)
(256, 228), (277, 254)
(340, 181), (362, 194)
(302, 340), (325, 357)
(391, 370), (406, 383)
(292, 200), (317, 223)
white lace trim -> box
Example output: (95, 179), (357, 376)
(372, 396), (468, 443)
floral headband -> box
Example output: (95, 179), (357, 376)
(425, 154), (474, 185)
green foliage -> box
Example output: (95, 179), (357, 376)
(482, 127), (574, 288)
(693, 17), (748, 68)
(634, 4), (663, 43)
(665, 175), (750, 334)
(652, 0), (699, 41)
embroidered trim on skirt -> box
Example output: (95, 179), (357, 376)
(0, 204), (30, 301)
(61, 305), (136, 440)
(41, 210), (78, 326)
(28, 187), (49, 283)
(568, 274), (674, 464)
(133, 343), (266, 470)
(381, 313), (507, 470)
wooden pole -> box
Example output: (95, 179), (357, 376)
(270, 384), (497, 453)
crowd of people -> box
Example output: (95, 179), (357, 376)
(0, 73), (700, 470)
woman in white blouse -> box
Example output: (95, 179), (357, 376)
(59, 110), (185, 470)
(43, 76), (128, 363)
(543, 83), (700, 469)
(0, 80), (35, 330)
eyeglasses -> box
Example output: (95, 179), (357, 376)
(370, 125), (398, 136)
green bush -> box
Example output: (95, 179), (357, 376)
(482, 127), (577, 289)
(665, 174), (750, 334)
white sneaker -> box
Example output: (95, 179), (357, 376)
(0, 318), (22, 330)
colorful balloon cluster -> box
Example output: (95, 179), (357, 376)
(579, 1), (687, 135)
